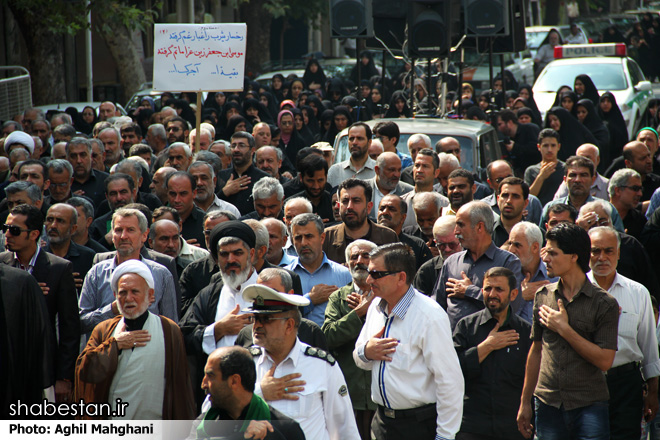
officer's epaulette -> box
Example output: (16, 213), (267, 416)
(248, 346), (262, 357)
(304, 346), (335, 366)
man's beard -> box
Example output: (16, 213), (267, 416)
(221, 262), (252, 290)
(350, 264), (369, 285)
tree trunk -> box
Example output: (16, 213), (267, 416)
(95, 14), (147, 105)
(7, 3), (67, 106)
(241, 0), (272, 76)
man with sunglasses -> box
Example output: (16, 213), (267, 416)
(244, 283), (361, 440)
(354, 243), (464, 440)
(0, 204), (79, 404)
(609, 169), (646, 240)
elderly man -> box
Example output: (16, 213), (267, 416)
(366, 151), (413, 218)
(484, 159), (543, 225)
(44, 203), (96, 289)
(368, 138), (384, 160)
(503, 221), (557, 323)
(553, 144), (609, 201)
(354, 243), (464, 440)
(44, 159), (74, 205)
(262, 218), (295, 267)
(145, 123), (167, 154)
(166, 171), (207, 248)
(608, 169), (645, 239)
(210, 140), (232, 171)
(403, 192), (448, 254)
(435, 201), (523, 329)
(436, 136), (462, 163)
(241, 177), (284, 221)
(189, 127), (212, 152)
(327, 122), (376, 187)
(150, 166), (176, 205)
(517, 223), (619, 440)
(453, 267), (532, 440)
(244, 283), (361, 440)
(98, 101), (118, 121)
(378, 193), (433, 269)
(149, 219), (209, 277)
(322, 239), (378, 439)
(286, 213), (352, 327)
(166, 142), (192, 171)
(414, 216), (462, 297)
(255, 145), (288, 184)
(217, 132), (270, 216)
(587, 226), (660, 440)
(323, 178), (399, 265)
(252, 122), (272, 150)
(98, 127), (123, 168)
(188, 161), (240, 216)
(0, 204), (79, 403)
(75, 260), (195, 420)
(79, 208), (178, 335)
(196, 346), (305, 439)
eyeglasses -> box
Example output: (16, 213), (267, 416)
(435, 241), (460, 250)
(2, 224), (31, 236)
(367, 269), (399, 279)
(622, 185), (643, 192)
(494, 176), (513, 184)
(251, 315), (291, 325)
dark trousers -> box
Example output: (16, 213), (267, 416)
(457, 432), (507, 440)
(606, 363), (644, 440)
(372, 404), (436, 440)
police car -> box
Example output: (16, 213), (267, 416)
(532, 43), (653, 136)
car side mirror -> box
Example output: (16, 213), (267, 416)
(635, 81), (652, 92)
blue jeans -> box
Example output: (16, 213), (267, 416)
(534, 398), (610, 440)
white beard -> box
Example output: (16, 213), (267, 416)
(221, 264), (252, 291)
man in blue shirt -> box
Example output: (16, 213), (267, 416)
(286, 213), (351, 327)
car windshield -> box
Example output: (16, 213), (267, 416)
(335, 133), (474, 171)
(534, 63), (627, 92)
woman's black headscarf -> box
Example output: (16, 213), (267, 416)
(305, 95), (326, 118)
(384, 90), (412, 118)
(575, 74), (600, 105)
(291, 107), (315, 146)
(301, 105), (320, 136)
(243, 98), (274, 125)
(271, 74), (285, 103)
(224, 115), (251, 141)
(171, 99), (197, 128)
(576, 98), (611, 170)
(517, 84), (543, 126)
(544, 106), (598, 161)
(317, 109), (335, 142)
(323, 105), (353, 145)
(303, 59), (327, 90)
(598, 91), (629, 158)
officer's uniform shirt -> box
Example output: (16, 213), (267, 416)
(252, 338), (361, 440)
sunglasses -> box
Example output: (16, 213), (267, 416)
(622, 185), (643, 192)
(367, 269), (400, 279)
(2, 224), (31, 236)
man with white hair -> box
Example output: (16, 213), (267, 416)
(75, 259), (195, 420)
(189, 128), (213, 152)
(145, 123), (167, 154)
(241, 177), (285, 221)
(503, 221), (557, 322)
(255, 145), (287, 184)
(403, 191), (446, 246)
(210, 140), (232, 170)
(98, 127), (123, 168)
(366, 151), (413, 218)
(167, 142), (193, 171)
(148, 218), (209, 277)
(609, 168), (645, 239)
(368, 138), (384, 160)
(413, 215), (462, 297)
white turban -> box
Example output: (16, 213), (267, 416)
(4, 131), (35, 155)
(111, 260), (155, 294)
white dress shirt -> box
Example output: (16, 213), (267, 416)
(588, 271), (660, 379)
(202, 269), (258, 353)
(205, 194), (241, 218)
(254, 338), (360, 440)
(354, 286), (464, 440)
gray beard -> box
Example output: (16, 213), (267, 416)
(221, 264), (252, 290)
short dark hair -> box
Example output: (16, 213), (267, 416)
(369, 243), (416, 286)
(348, 122), (372, 139)
(498, 109), (517, 124)
(417, 148), (439, 169)
(104, 173), (135, 193)
(18, 160), (48, 181)
(448, 168), (474, 185)
(166, 116), (188, 131)
(373, 121), (400, 145)
(120, 122), (142, 138)
(153, 206), (181, 224)
(484, 266), (517, 291)
(10, 204), (43, 242)
(216, 348), (257, 393)
(565, 155), (594, 178)
(165, 171), (196, 191)
(231, 131), (255, 149)
(538, 128), (560, 144)
(337, 178), (372, 203)
(545, 222), (591, 273)
(499, 176), (529, 200)
(300, 154), (328, 178)
(548, 203), (578, 222)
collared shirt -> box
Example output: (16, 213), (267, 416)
(354, 286), (464, 440)
(539, 195), (625, 233)
(286, 253), (352, 327)
(531, 279), (619, 410)
(254, 338), (361, 440)
(217, 164), (270, 215)
(397, 151), (413, 169)
(519, 260), (558, 323)
(71, 168), (109, 207)
(587, 271), (660, 378)
(491, 216), (510, 247)
(202, 269), (258, 353)
(322, 219), (399, 265)
(327, 157), (377, 188)
(434, 242), (523, 329)
(204, 194), (240, 218)
(177, 237), (210, 269)
(13, 246), (41, 274)
(278, 251), (295, 267)
(180, 205), (207, 249)
(553, 173), (609, 201)
(453, 307), (532, 439)
(645, 185), (660, 219)
(483, 193), (543, 225)
(78, 256), (178, 334)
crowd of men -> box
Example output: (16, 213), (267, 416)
(2, 100), (660, 440)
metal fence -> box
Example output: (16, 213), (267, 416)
(0, 66), (32, 122)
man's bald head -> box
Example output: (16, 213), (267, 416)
(576, 144), (600, 169)
(436, 137), (461, 162)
